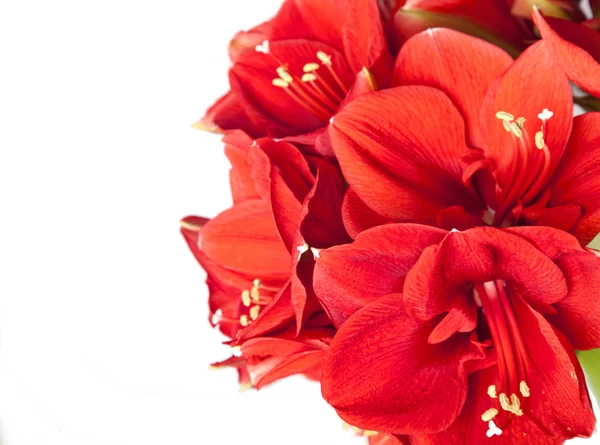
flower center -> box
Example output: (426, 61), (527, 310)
(255, 40), (348, 122)
(239, 278), (271, 326)
(474, 281), (532, 437)
(489, 108), (554, 226)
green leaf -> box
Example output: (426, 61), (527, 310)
(577, 349), (600, 399)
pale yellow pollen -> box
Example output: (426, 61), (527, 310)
(302, 73), (317, 82)
(272, 78), (289, 88)
(316, 51), (332, 65)
(250, 305), (260, 320)
(496, 111), (515, 121)
(240, 314), (249, 327)
(502, 120), (512, 133)
(515, 116), (526, 129)
(509, 122), (523, 138)
(276, 66), (293, 83)
(520, 380), (531, 398)
(250, 286), (260, 301)
(500, 393), (523, 416)
(253, 279), (261, 288)
(488, 385), (497, 399)
(241, 289), (251, 307)
(535, 130), (545, 149)
(303, 62), (320, 72)
(481, 408), (499, 422)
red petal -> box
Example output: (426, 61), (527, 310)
(342, 188), (393, 239)
(195, 91), (263, 137)
(223, 131), (260, 203)
(200, 200), (291, 282)
(533, 9), (600, 97)
(321, 293), (486, 434)
(369, 434), (409, 445)
(550, 251), (600, 350)
(403, 227), (568, 324)
(330, 86), (480, 225)
(313, 224), (446, 327)
(550, 113), (600, 244)
(511, 295), (595, 439)
(300, 160), (351, 248)
(395, 28), (513, 148)
(480, 41), (573, 179)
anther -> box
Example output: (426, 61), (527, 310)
(241, 290), (251, 307)
(240, 315), (249, 327)
(509, 122), (523, 138)
(302, 73), (317, 82)
(515, 117), (526, 129)
(488, 385), (497, 399)
(303, 62), (320, 72)
(535, 131), (545, 149)
(250, 286), (260, 301)
(272, 78), (289, 88)
(276, 67), (293, 83)
(250, 305), (260, 320)
(481, 408), (499, 422)
(496, 111), (515, 121)
(316, 51), (332, 65)
(502, 120), (512, 132)
(520, 380), (530, 398)
(253, 279), (261, 288)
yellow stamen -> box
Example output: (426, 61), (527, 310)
(240, 315), (249, 327)
(316, 51), (332, 65)
(500, 393), (523, 416)
(509, 122), (523, 138)
(515, 116), (526, 129)
(520, 380), (531, 398)
(272, 78), (289, 88)
(303, 62), (320, 72)
(481, 408), (499, 422)
(241, 290), (251, 307)
(250, 287), (260, 301)
(496, 111), (515, 121)
(488, 385), (497, 399)
(363, 431), (379, 437)
(253, 279), (261, 288)
(535, 131), (545, 149)
(250, 305), (260, 320)
(302, 73), (317, 82)
(502, 120), (512, 133)
(276, 67), (293, 83)
(499, 393), (510, 410)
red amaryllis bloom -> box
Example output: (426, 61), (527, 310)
(314, 224), (600, 443)
(181, 131), (349, 386)
(533, 8), (600, 101)
(330, 29), (600, 244)
(196, 0), (392, 156)
(385, 0), (588, 57)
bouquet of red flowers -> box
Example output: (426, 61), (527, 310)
(181, 1), (600, 443)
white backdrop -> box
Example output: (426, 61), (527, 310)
(0, 0), (597, 444)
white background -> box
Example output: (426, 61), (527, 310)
(0, 1), (597, 444)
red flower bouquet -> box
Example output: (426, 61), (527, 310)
(182, 1), (600, 443)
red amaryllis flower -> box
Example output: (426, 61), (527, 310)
(181, 131), (349, 386)
(196, 0), (392, 157)
(533, 8), (600, 101)
(314, 224), (600, 443)
(385, 0), (587, 57)
(330, 29), (600, 244)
